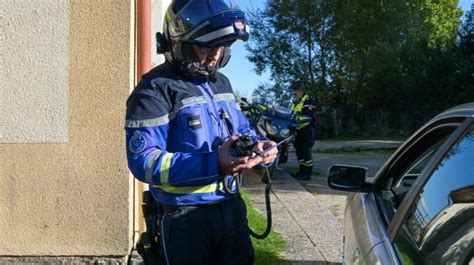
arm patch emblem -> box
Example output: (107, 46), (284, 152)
(129, 131), (147, 153)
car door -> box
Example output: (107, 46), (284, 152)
(389, 119), (474, 265)
(350, 117), (469, 265)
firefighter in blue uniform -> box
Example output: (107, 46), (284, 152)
(125, 1), (277, 264)
(290, 80), (317, 180)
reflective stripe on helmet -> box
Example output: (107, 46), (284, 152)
(195, 26), (235, 43)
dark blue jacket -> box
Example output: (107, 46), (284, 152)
(125, 63), (255, 205)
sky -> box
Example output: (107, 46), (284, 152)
(219, 0), (268, 99)
(221, 0), (473, 99)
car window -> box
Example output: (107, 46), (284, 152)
(375, 129), (452, 223)
(393, 143), (440, 196)
(394, 123), (474, 265)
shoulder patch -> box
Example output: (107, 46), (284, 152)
(129, 131), (147, 153)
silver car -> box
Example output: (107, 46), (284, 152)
(328, 103), (474, 265)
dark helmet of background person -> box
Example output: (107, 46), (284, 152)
(289, 80), (304, 91)
(156, 0), (250, 79)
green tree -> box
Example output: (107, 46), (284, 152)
(246, 0), (334, 105)
(329, 0), (463, 110)
(247, 0), (468, 135)
(453, 4), (474, 103)
(252, 82), (290, 107)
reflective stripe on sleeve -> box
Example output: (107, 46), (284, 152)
(214, 93), (235, 102)
(145, 149), (162, 183)
(160, 152), (174, 184)
(125, 115), (169, 128)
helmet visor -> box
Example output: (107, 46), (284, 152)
(169, 0), (241, 37)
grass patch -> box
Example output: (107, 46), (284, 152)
(241, 190), (289, 265)
(319, 147), (396, 155)
(329, 204), (341, 215)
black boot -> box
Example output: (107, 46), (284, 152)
(296, 166), (312, 180)
(291, 165), (303, 178)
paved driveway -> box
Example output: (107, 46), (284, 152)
(243, 140), (402, 264)
(284, 140), (400, 219)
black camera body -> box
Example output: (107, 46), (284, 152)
(230, 135), (258, 157)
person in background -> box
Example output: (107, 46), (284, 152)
(125, 0), (277, 264)
(290, 80), (317, 180)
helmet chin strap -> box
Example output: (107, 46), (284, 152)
(180, 44), (226, 81)
(219, 47), (231, 68)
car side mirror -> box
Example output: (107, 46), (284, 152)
(328, 165), (372, 192)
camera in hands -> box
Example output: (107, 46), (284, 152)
(229, 135), (258, 157)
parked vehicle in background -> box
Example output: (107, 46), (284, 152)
(240, 97), (293, 165)
(328, 102), (474, 265)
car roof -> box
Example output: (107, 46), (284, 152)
(430, 102), (474, 121)
(373, 102), (474, 184)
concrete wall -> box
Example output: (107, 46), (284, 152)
(1, 1), (69, 143)
(0, 0), (135, 260)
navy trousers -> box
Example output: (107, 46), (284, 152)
(294, 126), (315, 164)
(156, 195), (254, 265)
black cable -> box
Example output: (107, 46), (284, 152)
(247, 181), (272, 239)
(228, 135), (294, 239)
(247, 162), (273, 239)
(223, 173), (242, 194)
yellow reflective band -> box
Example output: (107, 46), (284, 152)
(297, 123), (310, 129)
(152, 182), (224, 194)
(160, 152), (174, 184)
(165, 11), (172, 23)
(291, 94), (309, 114)
(298, 116), (311, 121)
(299, 161), (313, 166)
